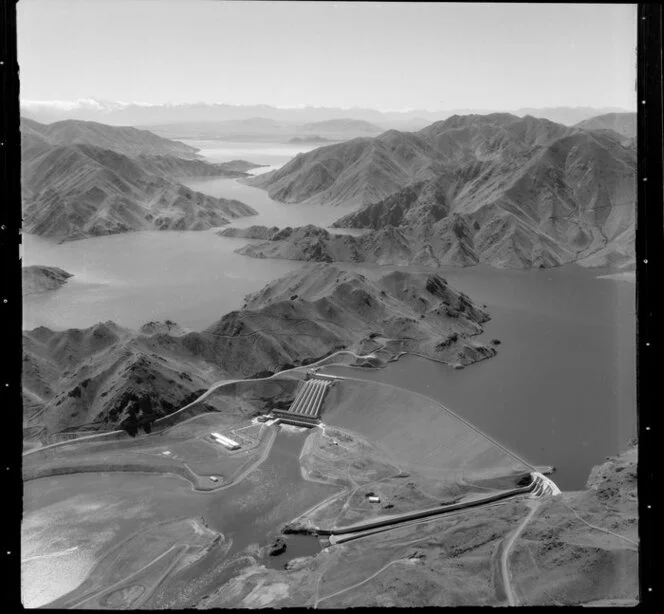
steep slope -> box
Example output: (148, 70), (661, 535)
(245, 114), (634, 269)
(576, 112), (636, 140)
(418, 113), (574, 165)
(23, 264), (495, 440)
(248, 114), (575, 207)
(512, 106), (631, 126)
(233, 225), (434, 267)
(230, 130), (634, 270)
(20, 119), (54, 159)
(328, 122), (635, 268)
(22, 117), (199, 158)
(228, 220), (565, 270)
(248, 129), (442, 207)
(134, 154), (259, 178)
(22, 321), (222, 441)
(22, 266), (73, 295)
(184, 263), (495, 376)
(332, 179), (450, 231)
(21, 143), (257, 241)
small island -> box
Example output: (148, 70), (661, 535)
(22, 266), (73, 295)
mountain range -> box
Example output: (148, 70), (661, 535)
(20, 99), (632, 129)
(136, 117), (387, 144)
(575, 112), (636, 143)
(240, 113), (635, 269)
(23, 264), (494, 441)
(300, 119), (383, 133)
(21, 117), (199, 158)
(21, 118), (259, 241)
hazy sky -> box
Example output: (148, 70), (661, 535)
(18, 0), (637, 111)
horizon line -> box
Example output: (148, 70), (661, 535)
(19, 98), (637, 114)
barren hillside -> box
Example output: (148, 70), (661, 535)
(23, 264), (495, 440)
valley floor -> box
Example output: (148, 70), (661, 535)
(21, 375), (638, 608)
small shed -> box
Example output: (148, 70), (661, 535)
(368, 496), (381, 504)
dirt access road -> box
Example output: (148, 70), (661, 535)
(500, 499), (541, 606)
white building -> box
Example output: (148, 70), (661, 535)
(210, 432), (241, 450)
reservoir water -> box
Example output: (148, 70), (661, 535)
(22, 143), (361, 331)
(179, 138), (321, 173)
(178, 138), (362, 228)
(178, 176), (358, 229)
(22, 142), (637, 490)
(320, 264), (636, 490)
(22, 230), (303, 331)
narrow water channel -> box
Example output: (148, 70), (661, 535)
(22, 426), (337, 607)
(202, 426), (336, 555)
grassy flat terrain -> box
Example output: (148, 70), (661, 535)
(196, 443), (638, 609)
(23, 417), (276, 491)
(199, 497), (532, 608)
(23, 375), (302, 490)
(296, 423), (520, 532)
(22, 424), (340, 608)
(22, 471), (213, 608)
(22, 374), (637, 608)
(323, 378), (532, 482)
(48, 518), (222, 609)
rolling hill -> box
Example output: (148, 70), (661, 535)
(22, 266), (73, 295)
(576, 112), (636, 140)
(22, 264), (495, 441)
(22, 117), (200, 158)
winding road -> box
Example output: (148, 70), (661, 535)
(323, 482), (536, 541)
(500, 500), (541, 606)
(314, 559), (412, 608)
(22, 349), (376, 458)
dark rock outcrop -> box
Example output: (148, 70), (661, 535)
(268, 537), (287, 556)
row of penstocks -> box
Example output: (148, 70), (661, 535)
(289, 379), (332, 418)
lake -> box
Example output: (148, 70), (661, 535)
(22, 230), (303, 331)
(178, 176), (359, 229)
(320, 263), (636, 490)
(22, 142), (362, 331)
(178, 138), (362, 228)
(22, 141), (637, 490)
(180, 138), (321, 173)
